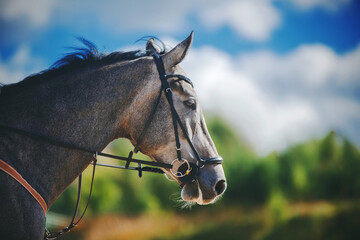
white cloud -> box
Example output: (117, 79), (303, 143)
(334, 43), (360, 85)
(182, 43), (360, 155)
(198, 0), (281, 41)
(0, 45), (45, 85)
(237, 43), (360, 92)
(0, 0), (58, 28)
(237, 44), (340, 92)
(0, 60), (22, 85)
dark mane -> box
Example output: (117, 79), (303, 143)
(1, 37), (166, 97)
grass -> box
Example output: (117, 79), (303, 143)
(57, 200), (360, 240)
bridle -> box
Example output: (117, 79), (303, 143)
(147, 52), (223, 184)
(0, 52), (223, 239)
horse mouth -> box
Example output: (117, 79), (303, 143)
(180, 180), (221, 205)
(155, 157), (226, 205)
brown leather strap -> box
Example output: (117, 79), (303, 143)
(0, 159), (47, 214)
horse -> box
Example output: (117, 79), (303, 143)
(0, 32), (226, 239)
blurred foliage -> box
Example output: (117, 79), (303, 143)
(49, 116), (360, 239)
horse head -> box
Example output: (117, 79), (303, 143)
(126, 33), (227, 205)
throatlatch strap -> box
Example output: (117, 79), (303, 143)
(0, 159), (47, 214)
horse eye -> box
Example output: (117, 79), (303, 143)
(184, 99), (196, 109)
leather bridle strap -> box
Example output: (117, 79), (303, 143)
(0, 158), (47, 214)
(153, 52), (183, 162)
(44, 157), (97, 239)
(152, 52), (223, 184)
(0, 124), (172, 172)
(152, 53), (221, 164)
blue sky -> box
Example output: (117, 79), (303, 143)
(1, 0), (359, 154)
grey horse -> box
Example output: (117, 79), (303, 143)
(0, 33), (226, 239)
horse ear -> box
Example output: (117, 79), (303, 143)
(163, 31), (193, 68)
(146, 38), (161, 53)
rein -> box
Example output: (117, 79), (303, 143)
(0, 52), (223, 239)
(0, 124), (172, 174)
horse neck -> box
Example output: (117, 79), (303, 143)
(0, 58), (154, 206)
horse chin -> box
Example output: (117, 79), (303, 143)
(180, 181), (217, 206)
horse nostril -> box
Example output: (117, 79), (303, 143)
(214, 180), (226, 196)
